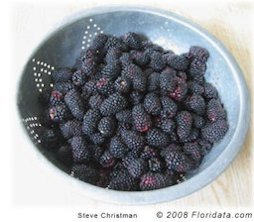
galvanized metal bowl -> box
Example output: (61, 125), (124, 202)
(17, 6), (250, 204)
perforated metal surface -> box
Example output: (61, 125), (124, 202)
(17, 7), (250, 204)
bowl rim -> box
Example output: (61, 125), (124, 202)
(16, 5), (251, 205)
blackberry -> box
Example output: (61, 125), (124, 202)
(201, 120), (229, 143)
(139, 173), (169, 191)
(132, 104), (151, 132)
(160, 118), (175, 134)
(57, 145), (73, 166)
(69, 136), (91, 163)
(90, 33), (108, 50)
(119, 52), (133, 66)
(148, 157), (163, 172)
(161, 145), (194, 172)
(52, 68), (72, 82)
(192, 74), (205, 85)
(160, 96), (178, 118)
(189, 46), (209, 63)
(109, 136), (128, 158)
(150, 51), (166, 71)
(122, 32), (142, 49)
(131, 50), (150, 66)
(108, 168), (137, 191)
(123, 156), (146, 178)
(89, 132), (105, 145)
(60, 120), (82, 139)
(95, 77), (114, 96)
(120, 130), (145, 151)
(72, 69), (87, 86)
(184, 95), (205, 115)
(82, 109), (101, 135)
(140, 146), (157, 159)
(115, 109), (132, 123)
(147, 72), (160, 92)
(204, 83), (218, 99)
(160, 69), (177, 93)
(81, 58), (97, 76)
(88, 94), (104, 109)
(167, 54), (189, 71)
(146, 128), (170, 147)
(121, 63), (143, 80)
(105, 47), (122, 64)
(188, 81), (204, 95)
(176, 111), (193, 140)
(101, 62), (121, 80)
(183, 142), (202, 162)
(54, 81), (74, 94)
(99, 150), (116, 168)
(105, 36), (128, 51)
(130, 91), (144, 105)
(49, 104), (69, 122)
(132, 71), (147, 92)
(49, 90), (63, 106)
(114, 77), (131, 93)
(189, 58), (206, 78)
(198, 139), (212, 155)
(193, 114), (205, 129)
(82, 80), (97, 97)
(144, 93), (161, 115)
(207, 99), (226, 122)
(71, 164), (99, 185)
(64, 89), (84, 120)
(98, 117), (116, 136)
(99, 93), (128, 116)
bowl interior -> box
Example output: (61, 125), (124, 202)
(18, 10), (240, 184)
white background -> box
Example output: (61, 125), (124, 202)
(1, 0), (253, 221)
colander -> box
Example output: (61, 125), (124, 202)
(17, 6), (250, 204)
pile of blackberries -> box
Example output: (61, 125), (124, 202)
(39, 32), (228, 191)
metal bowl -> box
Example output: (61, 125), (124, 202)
(17, 6), (250, 204)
